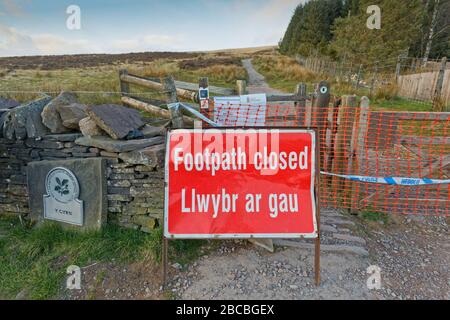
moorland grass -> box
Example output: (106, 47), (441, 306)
(252, 53), (434, 112)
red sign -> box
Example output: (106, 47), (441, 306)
(164, 129), (317, 239)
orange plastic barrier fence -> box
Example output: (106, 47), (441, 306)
(203, 98), (449, 216)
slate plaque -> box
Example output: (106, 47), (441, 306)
(27, 158), (107, 230)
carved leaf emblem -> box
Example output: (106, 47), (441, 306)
(54, 177), (70, 196)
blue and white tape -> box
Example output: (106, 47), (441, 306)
(320, 172), (450, 186)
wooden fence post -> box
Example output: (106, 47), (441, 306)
(433, 57), (447, 111)
(306, 93), (314, 128)
(119, 69), (129, 96)
(331, 95), (357, 201)
(294, 83), (307, 127)
(369, 62), (378, 97)
(236, 80), (247, 95)
(395, 55), (402, 81)
(162, 76), (183, 129)
(347, 62), (353, 83)
(355, 64), (363, 89)
(324, 97), (340, 188)
(349, 97), (370, 212)
(315, 81), (331, 140)
(332, 62), (337, 80)
(308, 81), (331, 169)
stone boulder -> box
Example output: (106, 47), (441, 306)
(41, 91), (79, 133)
(2, 95), (52, 140)
(0, 97), (20, 138)
(79, 117), (104, 137)
(57, 103), (87, 129)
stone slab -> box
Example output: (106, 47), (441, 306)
(141, 125), (165, 138)
(87, 104), (144, 140)
(57, 103), (87, 129)
(79, 116), (104, 137)
(118, 144), (165, 167)
(41, 92), (79, 133)
(44, 133), (82, 142)
(27, 158), (107, 231)
(273, 239), (369, 256)
(75, 135), (164, 153)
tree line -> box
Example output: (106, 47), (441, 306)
(279, 0), (449, 65)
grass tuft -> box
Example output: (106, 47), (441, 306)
(360, 210), (389, 224)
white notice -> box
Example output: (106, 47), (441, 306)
(214, 94), (267, 126)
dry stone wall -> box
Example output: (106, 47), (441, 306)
(0, 127), (166, 232)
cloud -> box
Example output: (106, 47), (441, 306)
(225, 0), (301, 47)
(0, 23), (187, 57)
(252, 0), (304, 20)
(1, 0), (27, 17)
(0, 23), (35, 56)
(32, 34), (100, 55)
(0, 23), (102, 57)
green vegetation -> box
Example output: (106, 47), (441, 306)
(0, 215), (205, 300)
(280, 0), (345, 56)
(330, 0), (423, 65)
(371, 97), (432, 112)
(360, 209), (389, 224)
(280, 0), (449, 63)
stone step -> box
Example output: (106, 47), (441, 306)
(321, 216), (356, 226)
(319, 225), (338, 233)
(273, 239), (369, 256)
(319, 209), (343, 217)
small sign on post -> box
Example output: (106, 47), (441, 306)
(199, 77), (209, 110)
(162, 128), (321, 286)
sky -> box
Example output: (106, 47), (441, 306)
(0, 0), (303, 57)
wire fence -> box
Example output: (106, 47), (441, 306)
(296, 55), (450, 110)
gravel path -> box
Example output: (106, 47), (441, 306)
(167, 212), (448, 300)
(242, 59), (284, 95)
